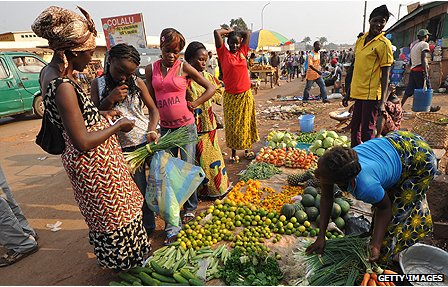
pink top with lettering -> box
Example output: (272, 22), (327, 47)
(152, 59), (195, 128)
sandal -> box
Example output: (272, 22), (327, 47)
(430, 105), (441, 112)
(182, 212), (195, 224)
(229, 156), (240, 164)
(163, 234), (178, 246)
(245, 151), (256, 160)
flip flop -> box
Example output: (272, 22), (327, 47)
(182, 212), (195, 224)
(430, 106), (441, 112)
(245, 152), (256, 160)
(163, 234), (178, 246)
(229, 156), (240, 164)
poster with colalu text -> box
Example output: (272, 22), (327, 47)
(101, 13), (147, 50)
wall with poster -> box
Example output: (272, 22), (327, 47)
(101, 13), (147, 50)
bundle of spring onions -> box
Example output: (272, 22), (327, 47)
(305, 235), (371, 286)
(124, 126), (197, 173)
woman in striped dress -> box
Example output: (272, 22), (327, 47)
(32, 6), (150, 270)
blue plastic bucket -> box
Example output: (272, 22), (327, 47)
(298, 114), (315, 133)
(412, 88), (433, 112)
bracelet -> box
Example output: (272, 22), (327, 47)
(148, 131), (158, 136)
(187, 101), (195, 111)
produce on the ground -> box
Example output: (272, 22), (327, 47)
(220, 248), (283, 286)
(266, 131), (298, 149)
(296, 132), (318, 144)
(308, 130), (351, 157)
(109, 253), (207, 286)
(124, 126), (198, 173)
(239, 162), (282, 182)
(227, 180), (303, 213)
(256, 147), (318, 169)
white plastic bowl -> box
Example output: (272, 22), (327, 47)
(399, 243), (448, 286)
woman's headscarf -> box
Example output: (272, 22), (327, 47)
(31, 6), (97, 52)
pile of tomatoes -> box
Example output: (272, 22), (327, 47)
(255, 147), (318, 169)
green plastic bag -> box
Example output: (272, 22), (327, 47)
(146, 151), (205, 227)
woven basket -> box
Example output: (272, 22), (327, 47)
(412, 112), (448, 149)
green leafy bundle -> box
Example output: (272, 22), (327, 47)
(124, 126), (197, 173)
(239, 162), (282, 182)
(305, 235), (370, 286)
(220, 249), (283, 286)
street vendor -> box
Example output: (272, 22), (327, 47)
(306, 130), (436, 264)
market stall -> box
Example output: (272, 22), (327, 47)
(250, 64), (275, 88)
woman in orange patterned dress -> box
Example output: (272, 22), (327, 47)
(32, 6), (150, 270)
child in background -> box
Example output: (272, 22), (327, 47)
(184, 41), (229, 198)
(213, 28), (259, 163)
(377, 84), (403, 136)
(145, 28), (215, 244)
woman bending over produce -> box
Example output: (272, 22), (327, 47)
(306, 130), (436, 264)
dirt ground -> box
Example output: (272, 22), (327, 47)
(0, 76), (447, 285)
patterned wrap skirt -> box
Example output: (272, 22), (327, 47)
(222, 89), (259, 150)
(380, 130), (436, 264)
(196, 129), (229, 198)
(61, 118), (150, 270)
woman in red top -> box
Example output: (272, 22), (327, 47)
(214, 28), (259, 163)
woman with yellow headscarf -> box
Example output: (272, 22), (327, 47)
(32, 6), (150, 270)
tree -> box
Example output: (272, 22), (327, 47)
(221, 18), (249, 31)
(318, 37), (328, 47)
(301, 36), (311, 46)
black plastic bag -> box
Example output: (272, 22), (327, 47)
(344, 215), (371, 236)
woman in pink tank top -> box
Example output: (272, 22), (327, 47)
(145, 28), (215, 245)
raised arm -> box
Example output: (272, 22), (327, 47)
(240, 30), (250, 47)
(214, 28), (231, 49)
(55, 83), (134, 151)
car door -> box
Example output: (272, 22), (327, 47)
(0, 57), (24, 117)
(11, 55), (45, 111)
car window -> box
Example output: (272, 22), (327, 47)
(0, 59), (9, 79)
(13, 56), (45, 73)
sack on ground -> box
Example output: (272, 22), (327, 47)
(146, 150), (205, 227)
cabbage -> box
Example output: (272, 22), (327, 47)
(268, 141), (276, 148)
(339, 135), (348, 142)
(314, 140), (323, 148)
(316, 131), (327, 141)
(333, 139), (344, 146)
(326, 131), (339, 139)
(278, 142), (287, 149)
(316, 148), (326, 157)
(309, 145), (316, 153)
(323, 137), (334, 149)
(272, 132), (284, 143)
(283, 133), (293, 142)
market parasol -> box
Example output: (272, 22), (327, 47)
(249, 29), (290, 50)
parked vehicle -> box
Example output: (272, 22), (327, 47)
(135, 48), (161, 79)
(0, 51), (46, 118)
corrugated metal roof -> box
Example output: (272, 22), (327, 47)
(386, 1), (445, 33)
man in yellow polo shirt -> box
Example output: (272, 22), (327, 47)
(302, 41), (329, 103)
(349, 4), (394, 147)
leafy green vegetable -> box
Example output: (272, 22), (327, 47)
(239, 162), (282, 182)
(220, 249), (283, 286)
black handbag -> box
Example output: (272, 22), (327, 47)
(35, 111), (65, 155)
